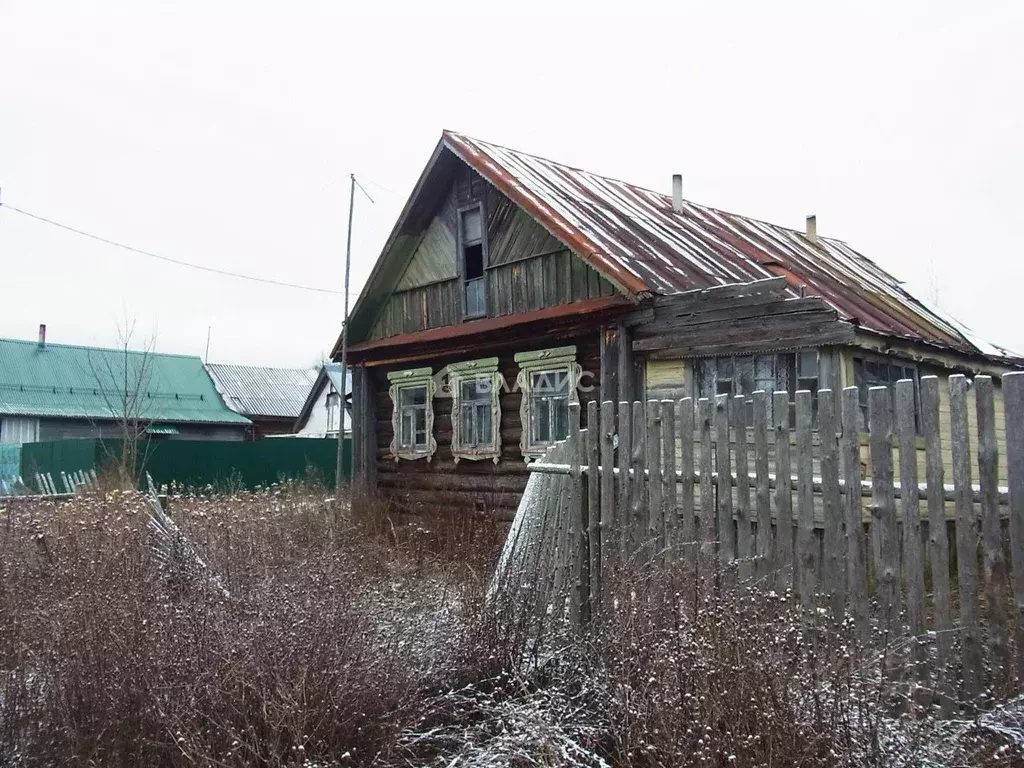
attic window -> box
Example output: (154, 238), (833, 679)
(460, 205), (486, 318)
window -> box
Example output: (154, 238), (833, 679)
(695, 351), (819, 423)
(326, 391), (341, 436)
(448, 357), (501, 463)
(515, 346), (581, 461)
(387, 367), (436, 461)
(460, 206), (486, 318)
(853, 355), (918, 431)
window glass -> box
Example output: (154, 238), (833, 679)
(456, 374), (496, 450)
(853, 356), (919, 432)
(461, 208), (483, 243)
(465, 276), (486, 316)
(475, 403), (492, 445)
(695, 351), (819, 424)
(397, 384), (428, 449)
(530, 369), (570, 445)
(754, 355), (775, 394)
(798, 350), (819, 378)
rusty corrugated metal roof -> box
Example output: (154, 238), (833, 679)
(443, 130), (1015, 360)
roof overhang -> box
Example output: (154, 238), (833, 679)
(345, 295), (630, 366)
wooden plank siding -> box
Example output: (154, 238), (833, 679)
(369, 168), (616, 341)
(368, 334), (604, 519)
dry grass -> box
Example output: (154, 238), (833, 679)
(1, 485), (1022, 767)
(0, 483), (503, 766)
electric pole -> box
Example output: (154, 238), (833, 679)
(336, 173), (356, 499)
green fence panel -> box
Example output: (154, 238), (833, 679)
(21, 437), (351, 491)
(140, 438), (348, 490)
(20, 439), (102, 482)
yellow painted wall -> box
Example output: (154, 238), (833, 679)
(645, 359), (689, 402)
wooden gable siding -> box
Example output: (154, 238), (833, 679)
(368, 167), (617, 341)
(395, 215), (458, 290)
(368, 333), (603, 520)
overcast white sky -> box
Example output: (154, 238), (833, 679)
(1, 1), (1022, 366)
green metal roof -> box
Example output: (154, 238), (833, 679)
(0, 337), (251, 426)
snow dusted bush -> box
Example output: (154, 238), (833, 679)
(0, 484), (500, 766)
(2, 488), (1023, 766)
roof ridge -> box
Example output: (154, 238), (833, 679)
(206, 362), (318, 372)
(0, 336), (202, 361)
(442, 129), (850, 245)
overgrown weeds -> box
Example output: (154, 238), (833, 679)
(1, 487), (1022, 766)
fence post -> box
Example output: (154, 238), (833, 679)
(661, 399), (677, 559)
(920, 376), (953, 713)
(752, 391), (773, 578)
(976, 375), (1009, 691)
(1003, 372), (1024, 687)
(568, 404), (585, 628)
(950, 374), (983, 703)
(679, 398), (695, 550)
(773, 391), (793, 592)
(698, 398), (715, 556)
(841, 387), (869, 646)
(895, 378), (927, 699)
(547, 442), (569, 616)
(586, 400), (601, 618)
(647, 400), (663, 555)
(618, 401), (632, 554)
(795, 390), (816, 610)
(600, 401), (616, 592)
(869, 386), (901, 662)
(715, 394), (734, 569)
(630, 401), (646, 557)
(732, 394), (753, 582)
(818, 389), (845, 619)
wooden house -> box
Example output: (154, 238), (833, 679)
(338, 131), (1021, 519)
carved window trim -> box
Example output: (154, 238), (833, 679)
(387, 367), (437, 462)
(448, 357), (502, 464)
(514, 345), (581, 462)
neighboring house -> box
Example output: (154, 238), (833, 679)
(205, 363), (318, 439)
(0, 329), (250, 444)
(292, 363), (352, 438)
(339, 131), (1022, 519)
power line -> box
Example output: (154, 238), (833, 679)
(354, 174), (403, 199)
(0, 201), (361, 296)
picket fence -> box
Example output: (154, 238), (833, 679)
(0, 469), (99, 498)
(495, 373), (1024, 712)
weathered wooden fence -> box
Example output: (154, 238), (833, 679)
(495, 373), (1024, 711)
(0, 469), (98, 497)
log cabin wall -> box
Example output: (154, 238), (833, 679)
(367, 333), (604, 520)
(368, 166), (617, 341)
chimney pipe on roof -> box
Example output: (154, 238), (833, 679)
(38, 324), (46, 349)
(672, 174), (683, 214)
(805, 214), (817, 243)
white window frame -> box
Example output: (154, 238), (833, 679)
(448, 357), (502, 464)
(514, 345), (581, 462)
(387, 367), (437, 462)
